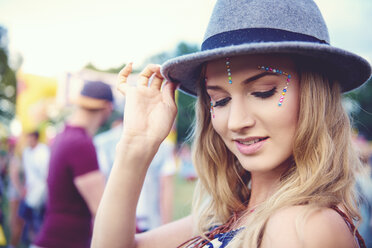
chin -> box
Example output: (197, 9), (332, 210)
(237, 155), (292, 175)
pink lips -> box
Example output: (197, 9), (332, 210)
(235, 138), (268, 155)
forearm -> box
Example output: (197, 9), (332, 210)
(10, 172), (23, 195)
(92, 136), (161, 248)
(9, 161), (25, 197)
(92, 63), (178, 247)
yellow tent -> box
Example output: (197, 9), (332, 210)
(16, 72), (57, 136)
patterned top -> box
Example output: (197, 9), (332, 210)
(199, 228), (244, 248)
(182, 206), (366, 248)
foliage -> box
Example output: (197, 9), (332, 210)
(344, 77), (372, 140)
(84, 62), (131, 74)
(176, 92), (196, 144)
(0, 26), (17, 127)
(143, 41), (199, 65)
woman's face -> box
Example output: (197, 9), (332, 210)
(205, 54), (300, 174)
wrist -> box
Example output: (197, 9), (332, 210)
(115, 133), (161, 163)
(119, 129), (163, 148)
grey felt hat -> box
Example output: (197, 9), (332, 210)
(161, 0), (371, 96)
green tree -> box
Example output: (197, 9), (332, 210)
(176, 91), (196, 145)
(0, 26), (17, 127)
(344, 78), (372, 140)
(144, 41), (199, 65)
(174, 42), (199, 57)
(84, 62), (130, 74)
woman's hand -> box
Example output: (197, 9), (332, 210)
(92, 64), (189, 248)
(117, 63), (178, 146)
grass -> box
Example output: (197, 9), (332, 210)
(172, 175), (197, 221)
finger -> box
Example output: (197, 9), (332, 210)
(117, 62), (133, 85)
(116, 63), (133, 95)
(150, 68), (164, 90)
(117, 82), (129, 96)
(138, 64), (161, 86)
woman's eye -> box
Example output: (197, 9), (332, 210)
(213, 97), (231, 107)
(251, 87), (277, 98)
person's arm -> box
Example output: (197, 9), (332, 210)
(92, 64), (188, 248)
(74, 170), (106, 217)
(9, 156), (26, 198)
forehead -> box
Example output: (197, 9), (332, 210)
(205, 54), (296, 80)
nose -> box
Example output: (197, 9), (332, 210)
(227, 97), (255, 132)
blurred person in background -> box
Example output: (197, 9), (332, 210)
(6, 137), (26, 248)
(354, 134), (372, 247)
(18, 131), (50, 245)
(34, 81), (113, 248)
(178, 144), (197, 182)
(0, 142), (7, 246)
(136, 135), (176, 232)
(94, 114), (176, 232)
(94, 112), (123, 179)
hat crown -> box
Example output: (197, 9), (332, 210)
(161, 0), (371, 97)
(204, 0), (330, 44)
(81, 81), (113, 102)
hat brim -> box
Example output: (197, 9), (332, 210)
(73, 95), (110, 110)
(161, 41), (371, 96)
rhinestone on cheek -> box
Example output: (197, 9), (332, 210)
(210, 101), (215, 118)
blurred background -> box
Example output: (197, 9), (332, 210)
(0, 0), (371, 247)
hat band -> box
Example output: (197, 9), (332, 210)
(201, 28), (329, 51)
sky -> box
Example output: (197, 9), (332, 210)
(0, 0), (371, 77)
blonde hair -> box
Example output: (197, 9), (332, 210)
(188, 64), (362, 247)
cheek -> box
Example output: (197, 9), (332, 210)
(211, 111), (229, 139)
(267, 87), (299, 145)
(211, 116), (224, 136)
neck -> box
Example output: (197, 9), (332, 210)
(68, 108), (104, 136)
(248, 172), (280, 210)
(30, 143), (38, 149)
(247, 161), (292, 210)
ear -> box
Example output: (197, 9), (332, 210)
(104, 102), (114, 113)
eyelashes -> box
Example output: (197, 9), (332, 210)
(251, 86), (277, 98)
(211, 87), (277, 107)
(214, 97), (231, 107)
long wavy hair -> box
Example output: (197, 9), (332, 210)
(188, 59), (362, 247)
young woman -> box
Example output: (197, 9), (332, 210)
(92, 0), (371, 247)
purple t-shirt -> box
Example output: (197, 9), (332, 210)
(35, 125), (99, 248)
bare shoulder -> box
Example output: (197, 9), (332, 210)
(260, 205), (358, 248)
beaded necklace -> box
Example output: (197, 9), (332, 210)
(177, 208), (255, 248)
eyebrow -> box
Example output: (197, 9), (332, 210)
(206, 71), (279, 91)
(243, 71), (279, 84)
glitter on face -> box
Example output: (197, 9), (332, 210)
(258, 66), (291, 106)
